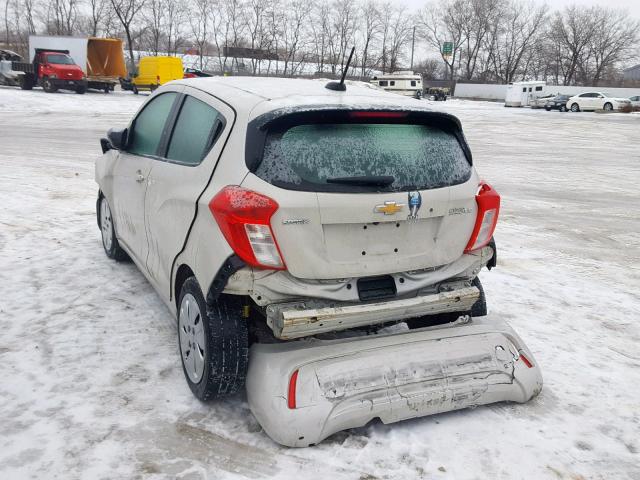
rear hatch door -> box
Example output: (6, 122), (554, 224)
(242, 109), (479, 280)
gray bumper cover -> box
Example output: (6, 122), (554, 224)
(247, 317), (543, 447)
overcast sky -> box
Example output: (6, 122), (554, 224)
(399, 0), (640, 18)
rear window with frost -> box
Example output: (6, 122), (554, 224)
(255, 123), (471, 192)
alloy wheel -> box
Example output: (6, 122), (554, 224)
(100, 198), (113, 251)
(179, 293), (206, 384)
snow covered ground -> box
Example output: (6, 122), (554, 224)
(0, 85), (639, 480)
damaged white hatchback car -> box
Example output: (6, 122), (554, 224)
(96, 77), (541, 446)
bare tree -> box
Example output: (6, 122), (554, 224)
(163, 0), (184, 54)
(189, 0), (210, 69)
(86, 0), (111, 36)
(358, 0), (380, 75)
(457, 0), (501, 80)
(415, 57), (443, 79)
(309, 0), (331, 73)
(46, 0), (80, 35)
(587, 7), (640, 85)
(419, 0), (466, 80)
(280, 0), (310, 75)
(244, 0), (272, 74)
(552, 6), (597, 85)
(110, 0), (146, 72)
(144, 0), (164, 55)
(485, 0), (548, 83)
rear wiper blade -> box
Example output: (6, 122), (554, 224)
(326, 175), (395, 187)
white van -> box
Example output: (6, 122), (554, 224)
(371, 71), (423, 98)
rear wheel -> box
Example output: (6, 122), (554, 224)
(559, 105), (567, 112)
(132, 85), (139, 94)
(570, 103), (580, 112)
(76, 85), (86, 94)
(43, 77), (57, 93)
(545, 106), (551, 111)
(178, 278), (249, 400)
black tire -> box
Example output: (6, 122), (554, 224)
(104, 85), (110, 93)
(570, 103), (580, 112)
(76, 85), (86, 94)
(98, 195), (129, 261)
(19, 74), (34, 90)
(603, 102), (613, 112)
(132, 85), (139, 94)
(470, 276), (487, 317)
(178, 278), (249, 400)
(545, 106), (551, 111)
(43, 77), (57, 93)
(559, 105), (567, 112)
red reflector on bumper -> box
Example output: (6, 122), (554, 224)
(520, 354), (533, 368)
(287, 370), (299, 409)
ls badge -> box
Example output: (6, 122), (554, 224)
(408, 191), (422, 221)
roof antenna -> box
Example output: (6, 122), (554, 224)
(325, 46), (355, 91)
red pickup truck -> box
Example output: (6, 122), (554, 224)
(13, 48), (88, 94)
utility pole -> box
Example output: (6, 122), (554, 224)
(410, 26), (416, 71)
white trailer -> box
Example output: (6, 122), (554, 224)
(505, 80), (547, 107)
(371, 71), (423, 98)
(29, 35), (127, 91)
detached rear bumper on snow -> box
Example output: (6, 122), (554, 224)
(247, 317), (542, 447)
(266, 286), (480, 339)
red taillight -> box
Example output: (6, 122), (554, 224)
(464, 182), (500, 253)
(348, 111), (408, 119)
(209, 186), (286, 270)
(287, 369), (299, 409)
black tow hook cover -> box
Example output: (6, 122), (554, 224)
(357, 275), (397, 301)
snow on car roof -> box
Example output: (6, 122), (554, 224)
(176, 76), (430, 118)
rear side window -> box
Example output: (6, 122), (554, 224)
(128, 92), (177, 156)
(167, 96), (221, 165)
(255, 123), (471, 192)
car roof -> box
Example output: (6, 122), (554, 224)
(174, 76), (431, 119)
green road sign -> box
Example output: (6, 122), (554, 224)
(442, 42), (453, 55)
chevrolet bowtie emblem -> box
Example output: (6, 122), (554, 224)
(374, 201), (404, 215)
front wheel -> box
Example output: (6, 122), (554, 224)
(603, 102), (613, 111)
(178, 278), (248, 400)
(76, 85), (86, 94)
(98, 195), (128, 261)
(43, 77), (57, 93)
(570, 103), (580, 112)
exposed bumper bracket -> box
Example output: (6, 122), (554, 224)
(266, 286), (480, 339)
